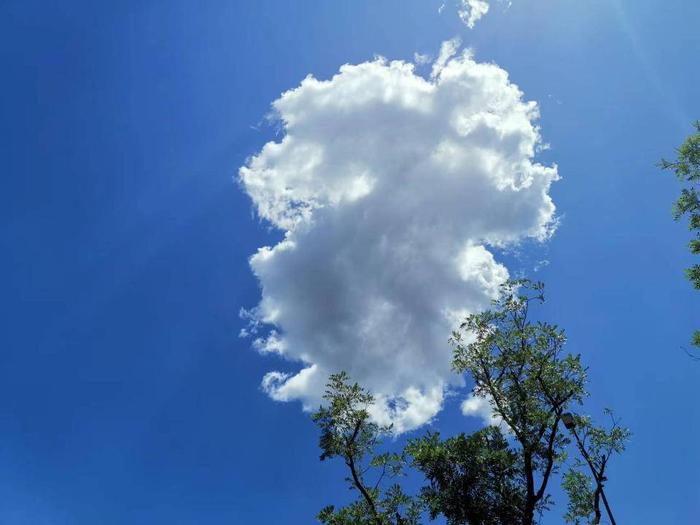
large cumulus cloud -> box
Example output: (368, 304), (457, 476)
(239, 40), (558, 433)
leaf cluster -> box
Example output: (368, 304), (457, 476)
(407, 426), (524, 525)
(659, 121), (700, 346)
(312, 372), (421, 525)
(562, 410), (631, 525)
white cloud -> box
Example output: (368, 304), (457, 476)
(239, 42), (558, 433)
(461, 392), (505, 428)
(413, 52), (432, 66)
(431, 37), (461, 79)
(455, 0), (513, 29)
(458, 0), (490, 29)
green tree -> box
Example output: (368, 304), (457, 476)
(450, 279), (587, 524)
(407, 426), (524, 525)
(562, 410), (630, 525)
(659, 120), (700, 347)
(313, 280), (628, 525)
(312, 372), (421, 525)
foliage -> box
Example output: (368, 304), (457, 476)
(407, 426), (524, 525)
(451, 279), (586, 523)
(313, 280), (628, 525)
(561, 469), (595, 524)
(312, 372), (421, 525)
(562, 410), (631, 524)
(659, 120), (700, 347)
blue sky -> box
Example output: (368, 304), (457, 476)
(2, 0), (699, 523)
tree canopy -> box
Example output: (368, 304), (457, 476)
(312, 372), (421, 525)
(312, 280), (629, 525)
(659, 121), (700, 347)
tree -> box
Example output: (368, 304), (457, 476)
(312, 372), (421, 525)
(407, 426), (524, 525)
(313, 280), (628, 525)
(450, 279), (587, 524)
(561, 410), (630, 525)
(659, 121), (700, 347)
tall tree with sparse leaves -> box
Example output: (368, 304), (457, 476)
(450, 279), (587, 524)
(312, 372), (421, 525)
(313, 280), (629, 525)
(659, 120), (700, 347)
(561, 410), (630, 525)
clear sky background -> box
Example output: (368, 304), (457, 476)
(1, 0), (699, 523)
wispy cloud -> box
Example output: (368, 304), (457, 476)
(458, 0), (490, 29)
(448, 0), (513, 29)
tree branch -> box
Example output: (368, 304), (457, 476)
(345, 419), (382, 525)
